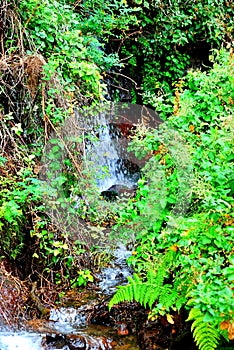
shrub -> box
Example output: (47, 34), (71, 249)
(109, 49), (234, 350)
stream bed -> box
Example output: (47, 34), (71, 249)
(0, 325), (139, 350)
(0, 246), (139, 350)
(0, 323), (139, 350)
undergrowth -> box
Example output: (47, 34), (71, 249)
(0, 1), (233, 347)
(109, 49), (234, 350)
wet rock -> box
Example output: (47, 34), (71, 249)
(89, 300), (147, 336)
(100, 188), (118, 201)
(137, 311), (197, 350)
(42, 333), (114, 350)
(116, 323), (129, 336)
(67, 335), (86, 349)
(100, 183), (138, 203)
(67, 334), (113, 350)
(42, 334), (67, 349)
(101, 184), (137, 201)
(113, 122), (136, 139)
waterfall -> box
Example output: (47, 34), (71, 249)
(85, 115), (140, 193)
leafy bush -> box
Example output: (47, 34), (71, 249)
(18, 0), (138, 101)
(115, 0), (233, 104)
(0, 0), (138, 290)
(0, 164), (42, 259)
(109, 49), (234, 349)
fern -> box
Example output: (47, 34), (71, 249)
(187, 307), (220, 350)
(108, 250), (177, 310)
(158, 283), (178, 309)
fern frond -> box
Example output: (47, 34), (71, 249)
(148, 285), (160, 308)
(142, 283), (154, 308)
(133, 274), (142, 301)
(139, 283), (148, 305)
(175, 295), (187, 310)
(187, 306), (202, 321)
(187, 307), (220, 350)
(108, 250), (178, 311)
(108, 275), (142, 309)
(127, 285), (134, 301)
(159, 284), (178, 310)
(145, 269), (163, 308)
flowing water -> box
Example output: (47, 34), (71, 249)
(0, 324), (139, 350)
(0, 329), (45, 350)
(98, 244), (133, 295)
(0, 227), (136, 350)
(0, 244), (136, 349)
(84, 113), (140, 194)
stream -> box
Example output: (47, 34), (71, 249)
(0, 246), (138, 350)
(0, 323), (139, 350)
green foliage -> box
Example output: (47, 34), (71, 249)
(18, 0), (137, 101)
(0, 119), (94, 288)
(30, 217), (94, 287)
(109, 249), (178, 310)
(71, 269), (94, 288)
(0, 165), (42, 259)
(171, 50), (234, 127)
(166, 213), (233, 324)
(110, 50), (234, 349)
(1, 1), (233, 342)
(75, 0), (138, 38)
(18, 0), (100, 102)
(118, 0), (233, 104)
(168, 50), (234, 211)
(187, 307), (220, 350)
(16, 0), (233, 108)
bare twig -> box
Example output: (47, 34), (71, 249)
(107, 71), (140, 89)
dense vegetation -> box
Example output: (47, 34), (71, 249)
(0, 1), (233, 349)
(109, 49), (234, 350)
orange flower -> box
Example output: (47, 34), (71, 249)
(189, 125), (195, 133)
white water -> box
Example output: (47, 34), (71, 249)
(0, 332), (44, 350)
(49, 305), (87, 333)
(85, 114), (139, 192)
(98, 244), (133, 295)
